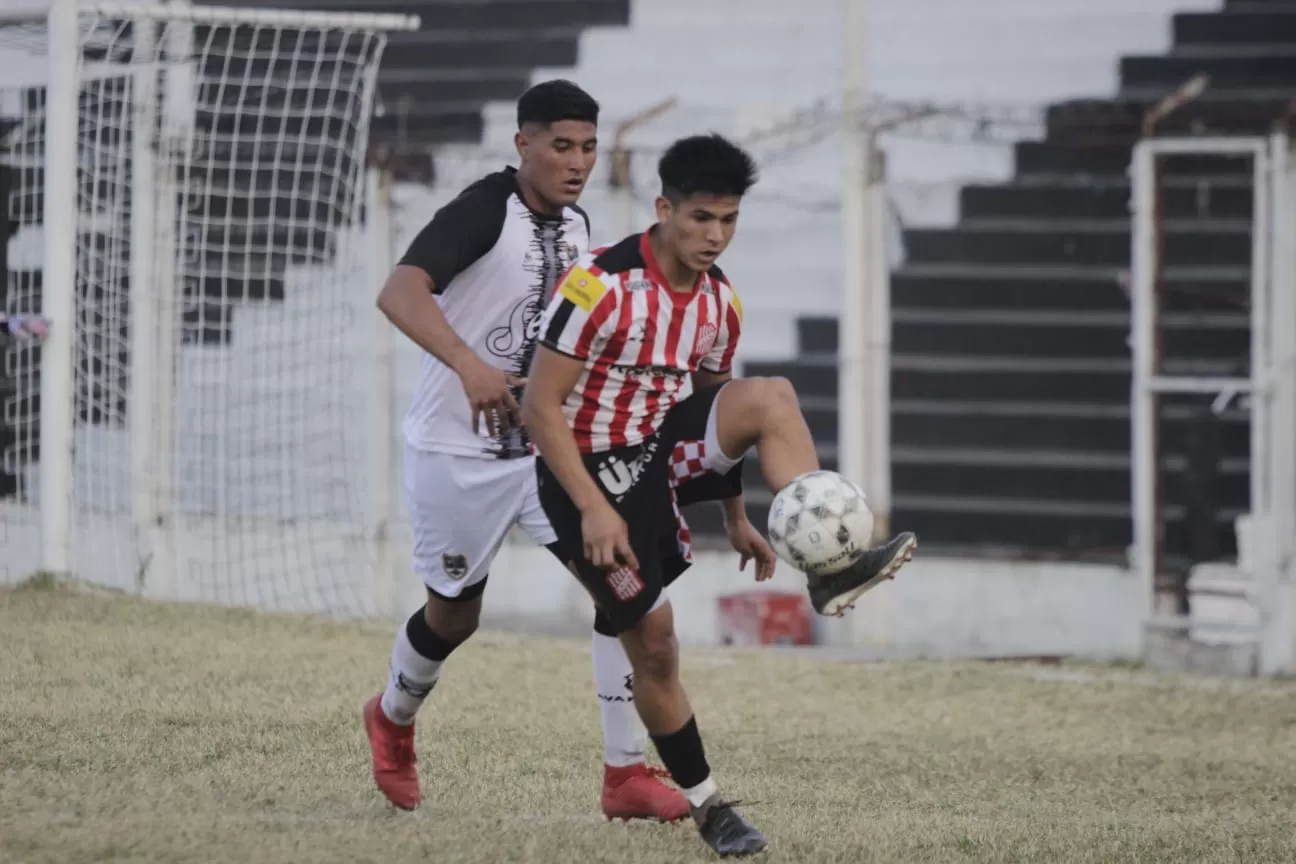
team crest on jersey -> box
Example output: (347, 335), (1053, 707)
(695, 322), (720, 356)
(558, 265), (606, 311)
(442, 553), (469, 579)
(625, 278), (653, 292)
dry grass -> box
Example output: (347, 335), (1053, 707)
(3, 581), (1296, 864)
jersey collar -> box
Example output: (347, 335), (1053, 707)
(505, 166), (565, 223)
(639, 226), (708, 306)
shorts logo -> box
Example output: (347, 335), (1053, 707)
(597, 458), (634, 497)
(595, 441), (658, 501)
(607, 565), (644, 601)
(695, 322), (719, 356)
(558, 265), (606, 311)
(442, 553), (469, 580)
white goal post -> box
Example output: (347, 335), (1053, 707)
(1131, 134), (1296, 675)
(0, 0), (417, 616)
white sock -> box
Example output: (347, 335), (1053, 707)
(592, 631), (647, 767)
(683, 776), (718, 809)
(379, 619), (443, 726)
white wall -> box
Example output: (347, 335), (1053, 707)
(422, 0), (1218, 358)
(0, 0), (1215, 665)
(458, 541), (1146, 661)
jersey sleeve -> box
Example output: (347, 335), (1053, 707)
(397, 175), (509, 293)
(700, 282), (743, 373)
(538, 262), (621, 361)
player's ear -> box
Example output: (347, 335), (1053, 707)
(514, 130), (528, 162)
(654, 195), (673, 225)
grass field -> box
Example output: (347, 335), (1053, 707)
(3, 580), (1296, 863)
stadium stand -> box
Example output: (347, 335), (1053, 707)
(4, 0), (1292, 571)
(735, 0), (1294, 566)
(0, 1), (631, 502)
(749, 0), (1296, 565)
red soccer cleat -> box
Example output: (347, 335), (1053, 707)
(363, 693), (421, 810)
(601, 762), (690, 822)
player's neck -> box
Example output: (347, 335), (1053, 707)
(514, 169), (564, 218)
(647, 230), (700, 293)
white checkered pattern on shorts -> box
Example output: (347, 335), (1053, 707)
(669, 440), (709, 487)
(667, 439), (711, 563)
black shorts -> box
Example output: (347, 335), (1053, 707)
(536, 384), (744, 634)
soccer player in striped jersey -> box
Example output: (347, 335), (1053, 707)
(524, 134), (917, 856)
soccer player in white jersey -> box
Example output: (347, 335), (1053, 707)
(524, 134), (918, 856)
(365, 80), (689, 822)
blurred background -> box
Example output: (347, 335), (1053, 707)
(3, 0), (1294, 672)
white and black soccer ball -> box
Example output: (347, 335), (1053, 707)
(767, 470), (874, 574)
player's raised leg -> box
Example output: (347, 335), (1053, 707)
(708, 376), (917, 615)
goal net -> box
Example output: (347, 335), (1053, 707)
(0, 1), (415, 616)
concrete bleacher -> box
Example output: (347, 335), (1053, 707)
(5, 0), (1287, 571)
(409, 0), (1235, 545)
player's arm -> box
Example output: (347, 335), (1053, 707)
(522, 346), (605, 513)
(523, 345), (638, 570)
(377, 182), (519, 434)
(376, 266), (478, 373)
(524, 267), (638, 569)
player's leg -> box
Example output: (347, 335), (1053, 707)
(704, 377), (917, 615)
(616, 590), (766, 855)
(518, 468), (688, 821)
(536, 453), (767, 856)
(364, 448), (517, 810)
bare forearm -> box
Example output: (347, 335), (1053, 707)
(526, 402), (605, 513)
(377, 272), (475, 373)
(720, 495), (748, 526)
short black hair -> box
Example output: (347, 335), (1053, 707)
(658, 134), (758, 202)
(517, 79), (599, 129)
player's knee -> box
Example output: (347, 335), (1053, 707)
(423, 596), (480, 645)
(760, 376), (800, 418)
(635, 629), (679, 682)
(732, 375), (797, 412)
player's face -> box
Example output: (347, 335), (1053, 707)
(657, 194), (741, 273)
(516, 120), (598, 210)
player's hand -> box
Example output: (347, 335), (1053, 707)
(727, 518), (777, 582)
(457, 355), (525, 436)
(5, 314), (49, 341)
(581, 500), (638, 572)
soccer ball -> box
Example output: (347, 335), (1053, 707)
(767, 471), (874, 574)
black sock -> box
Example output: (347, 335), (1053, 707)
(650, 715), (711, 791)
(406, 607), (461, 662)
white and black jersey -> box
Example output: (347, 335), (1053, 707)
(399, 167), (590, 459)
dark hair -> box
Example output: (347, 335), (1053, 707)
(658, 134), (758, 201)
(516, 79), (599, 129)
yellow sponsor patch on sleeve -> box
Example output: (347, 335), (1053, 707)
(729, 285), (744, 323)
(558, 266), (607, 312)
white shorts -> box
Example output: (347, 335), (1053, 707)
(403, 443), (557, 600)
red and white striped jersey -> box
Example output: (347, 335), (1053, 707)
(537, 229), (743, 453)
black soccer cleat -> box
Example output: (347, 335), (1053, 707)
(694, 799), (768, 857)
(807, 531), (917, 617)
